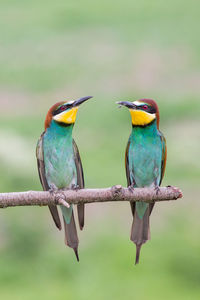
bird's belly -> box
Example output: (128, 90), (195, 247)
(133, 157), (159, 187)
(44, 146), (76, 189)
(129, 142), (162, 187)
(46, 160), (75, 189)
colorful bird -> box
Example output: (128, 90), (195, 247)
(36, 96), (92, 261)
(117, 99), (167, 264)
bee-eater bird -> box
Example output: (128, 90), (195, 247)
(117, 99), (167, 264)
(36, 96), (92, 261)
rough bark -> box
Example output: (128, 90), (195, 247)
(0, 186), (182, 208)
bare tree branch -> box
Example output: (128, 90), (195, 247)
(0, 186), (182, 208)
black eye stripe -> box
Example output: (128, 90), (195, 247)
(138, 105), (156, 114)
(53, 104), (72, 116)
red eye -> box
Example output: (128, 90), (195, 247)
(60, 105), (66, 111)
(143, 105), (148, 110)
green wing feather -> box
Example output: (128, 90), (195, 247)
(36, 133), (62, 230)
(125, 139), (131, 186)
(125, 139), (135, 216)
(73, 139), (85, 230)
(159, 131), (167, 185)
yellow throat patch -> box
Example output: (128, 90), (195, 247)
(53, 107), (78, 124)
(129, 109), (156, 126)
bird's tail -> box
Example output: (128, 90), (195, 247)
(48, 205), (62, 230)
(77, 203), (84, 230)
(130, 202), (152, 265)
(61, 206), (79, 261)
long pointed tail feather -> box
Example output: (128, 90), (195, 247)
(130, 204), (151, 264)
(74, 248), (80, 262)
(135, 244), (142, 265)
(63, 211), (79, 261)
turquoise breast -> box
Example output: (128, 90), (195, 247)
(128, 120), (162, 188)
(43, 121), (77, 189)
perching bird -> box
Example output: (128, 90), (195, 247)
(36, 96), (92, 261)
(117, 99), (167, 264)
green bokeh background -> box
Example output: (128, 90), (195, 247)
(0, 1), (200, 299)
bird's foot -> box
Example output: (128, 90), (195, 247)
(49, 184), (58, 195)
(128, 185), (135, 193)
(154, 186), (160, 195)
(49, 185), (70, 208)
(71, 184), (80, 191)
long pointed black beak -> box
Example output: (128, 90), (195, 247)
(117, 101), (137, 109)
(73, 96), (93, 107)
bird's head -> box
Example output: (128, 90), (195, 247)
(45, 96), (93, 129)
(117, 98), (160, 128)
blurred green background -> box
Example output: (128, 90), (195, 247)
(0, 0), (200, 299)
